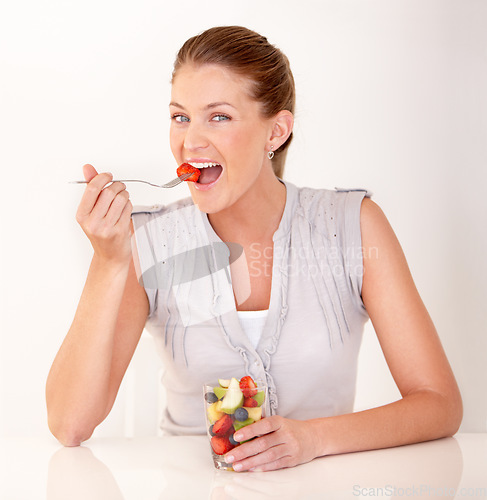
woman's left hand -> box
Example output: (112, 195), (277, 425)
(224, 415), (320, 472)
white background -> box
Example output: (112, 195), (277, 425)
(1, 0), (486, 439)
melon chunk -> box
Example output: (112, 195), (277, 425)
(207, 401), (224, 424)
(244, 406), (262, 421)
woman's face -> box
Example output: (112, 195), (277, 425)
(170, 63), (274, 214)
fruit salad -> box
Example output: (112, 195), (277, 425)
(204, 376), (266, 467)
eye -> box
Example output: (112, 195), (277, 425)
(211, 114), (230, 122)
(171, 114), (190, 123)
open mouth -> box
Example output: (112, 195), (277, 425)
(189, 162), (223, 185)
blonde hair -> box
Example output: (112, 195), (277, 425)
(172, 26), (295, 178)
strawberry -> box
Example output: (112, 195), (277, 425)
(239, 376), (258, 398)
(211, 435), (235, 455)
(243, 396), (258, 407)
(212, 414), (233, 436)
(177, 163), (201, 182)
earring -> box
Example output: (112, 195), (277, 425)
(267, 146), (274, 160)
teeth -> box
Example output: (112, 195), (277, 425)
(188, 162), (220, 169)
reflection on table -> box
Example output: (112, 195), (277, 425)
(2, 434), (487, 499)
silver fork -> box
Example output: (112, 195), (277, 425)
(70, 172), (193, 188)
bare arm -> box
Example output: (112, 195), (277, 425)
(46, 165), (149, 446)
(224, 197), (463, 471)
(311, 198), (463, 455)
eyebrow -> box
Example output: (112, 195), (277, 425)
(169, 101), (236, 110)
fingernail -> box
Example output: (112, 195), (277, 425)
(233, 463), (242, 471)
(225, 455), (234, 463)
(234, 433), (243, 441)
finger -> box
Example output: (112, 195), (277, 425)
(232, 443), (289, 472)
(105, 192), (132, 228)
(89, 181), (127, 220)
(77, 172), (114, 219)
(116, 197), (133, 228)
(82, 163), (98, 182)
(233, 416), (281, 443)
(247, 455), (292, 472)
(225, 426), (283, 465)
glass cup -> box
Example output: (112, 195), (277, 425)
(203, 379), (268, 471)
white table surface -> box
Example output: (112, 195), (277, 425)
(0, 433), (486, 499)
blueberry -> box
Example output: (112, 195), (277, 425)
(205, 392), (218, 404)
(229, 433), (239, 446)
(209, 424), (215, 436)
(234, 408), (248, 421)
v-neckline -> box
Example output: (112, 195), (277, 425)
(200, 179), (296, 351)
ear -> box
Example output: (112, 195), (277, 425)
(268, 110), (294, 151)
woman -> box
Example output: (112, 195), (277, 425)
(46, 26), (462, 472)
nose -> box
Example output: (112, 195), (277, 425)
(183, 122), (209, 152)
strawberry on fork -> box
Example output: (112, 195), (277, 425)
(177, 163), (201, 182)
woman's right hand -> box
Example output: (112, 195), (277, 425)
(76, 164), (133, 266)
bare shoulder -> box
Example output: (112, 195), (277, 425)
(360, 197), (392, 235)
(359, 196), (416, 319)
(360, 196), (381, 217)
(359, 197), (404, 258)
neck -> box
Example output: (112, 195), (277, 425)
(208, 169), (286, 243)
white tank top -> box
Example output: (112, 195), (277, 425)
(237, 309), (269, 349)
